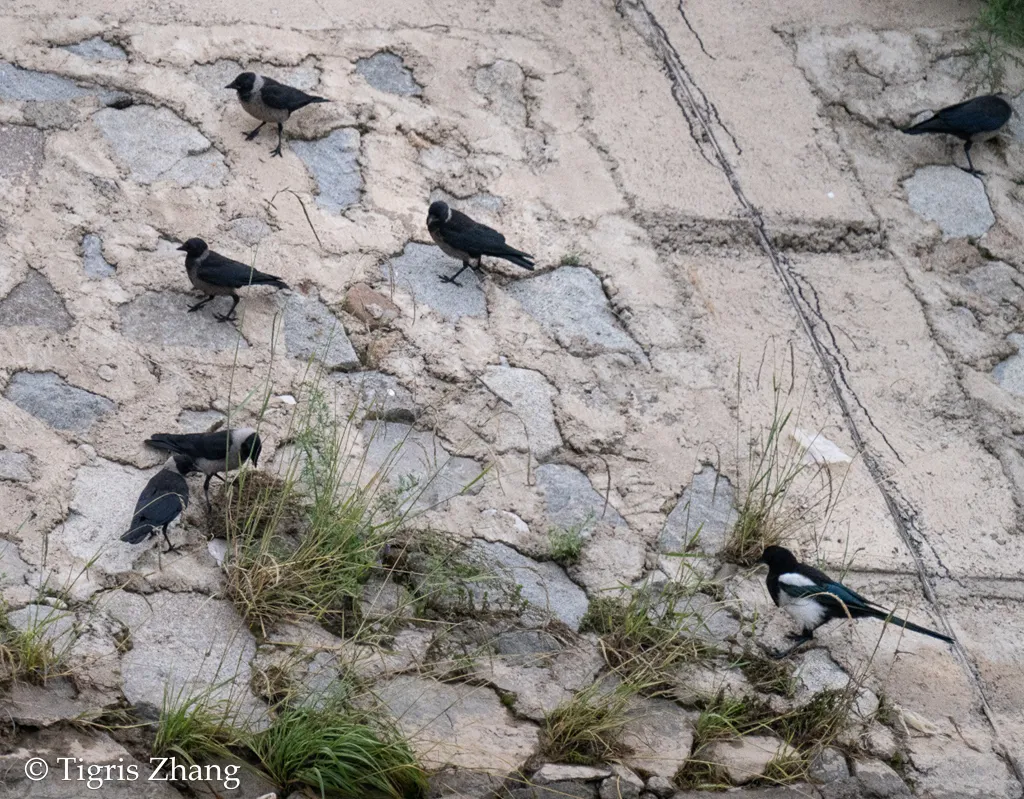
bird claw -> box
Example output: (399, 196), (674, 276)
(270, 146), (283, 157)
(438, 274), (462, 287)
(214, 313), (237, 323)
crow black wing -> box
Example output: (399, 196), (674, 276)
(196, 251), (288, 289)
(122, 470), (188, 541)
(445, 210), (534, 267)
(261, 80), (327, 111)
(146, 431), (232, 461)
(906, 95), (1011, 136)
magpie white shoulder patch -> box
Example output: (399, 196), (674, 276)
(778, 572), (816, 588)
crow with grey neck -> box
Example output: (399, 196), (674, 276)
(178, 238), (288, 322)
(902, 94), (1012, 175)
(145, 428), (262, 509)
(225, 72), (329, 156)
(122, 455), (194, 552)
(426, 200), (535, 286)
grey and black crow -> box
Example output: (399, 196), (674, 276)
(121, 455), (194, 552)
(760, 546), (953, 659)
(902, 94), (1013, 175)
(178, 238), (288, 322)
(426, 200), (535, 286)
(225, 72), (329, 157)
(145, 427), (262, 508)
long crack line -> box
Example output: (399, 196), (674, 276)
(615, 0), (1024, 786)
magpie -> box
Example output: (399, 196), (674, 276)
(225, 72), (328, 157)
(426, 200), (535, 286)
(145, 427), (261, 509)
(759, 545), (953, 659)
(178, 238), (288, 322)
(121, 455), (194, 552)
(902, 94), (1012, 175)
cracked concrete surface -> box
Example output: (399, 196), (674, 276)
(1, 0), (1024, 796)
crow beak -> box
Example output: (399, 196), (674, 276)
(176, 244), (188, 251)
(225, 81), (238, 90)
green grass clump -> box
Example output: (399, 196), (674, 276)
(548, 524), (585, 566)
(248, 705), (427, 799)
(0, 605), (74, 686)
(559, 251), (582, 266)
(738, 652), (796, 698)
(540, 685), (631, 765)
(579, 585), (716, 693)
(975, 0), (1024, 85)
(153, 684), (242, 764)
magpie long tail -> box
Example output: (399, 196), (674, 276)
(869, 608), (953, 643)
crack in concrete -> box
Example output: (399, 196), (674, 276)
(677, 1), (713, 59)
(616, 1), (1024, 787)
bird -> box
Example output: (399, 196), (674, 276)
(225, 72), (328, 157)
(759, 545), (953, 659)
(426, 200), (535, 287)
(144, 427), (262, 509)
(901, 94), (1013, 175)
(121, 455), (194, 552)
(178, 238), (288, 322)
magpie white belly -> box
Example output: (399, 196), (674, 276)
(779, 592), (828, 632)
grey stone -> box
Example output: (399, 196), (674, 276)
(176, 408), (226, 431)
(495, 629), (563, 657)
(227, 216), (271, 246)
(536, 463), (626, 531)
(383, 242), (487, 321)
(681, 788), (821, 799)
(0, 729), (183, 798)
(0, 62), (93, 101)
(521, 783), (598, 799)
(63, 37), (128, 61)
(360, 576), (413, 622)
(809, 746), (849, 784)
(376, 675), (539, 771)
(430, 188), (504, 215)
(0, 450), (33, 482)
(469, 539), (589, 630)
(0, 125), (45, 181)
(621, 696), (697, 779)
(599, 766), (644, 799)
(105, 590), (264, 723)
(81, 233), (115, 278)
(356, 52), (421, 96)
(283, 291), (359, 370)
(696, 735), (797, 785)
(534, 765), (611, 784)
(94, 105), (227, 187)
(0, 542), (32, 589)
(475, 60), (527, 125)
(905, 166), (994, 238)
(3, 679), (92, 726)
(644, 776), (675, 797)
(120, 292), (250, 350)
(6, 371), (115, 433)
(794, 649), (878, 717)
(361, 421), (485, 509)
(480, 365), (562, 460)
(0, 270), (73, 331)
(852, 759), (911, 797)
(659, 467), (737, 557)
(992, 333), (1024, 396)
(429, 768), (506, 797)
(333, 370), (417, 422)
(292, 128), (362, 212)
(508, 268), (645, 362)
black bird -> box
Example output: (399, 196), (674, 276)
(145, 427), (262, 509)
(902, 94), (1013, 175)
(426, 200), (535, 287)
(760, 545), (953, 659)
(225, 72), (329, 157)
(122, 455), (194, 552)
(178, 238), (288, 322)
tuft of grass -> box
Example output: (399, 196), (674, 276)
(153, 682), (242, 765)
(579, 583), (717, 694)
(726, 368), (837, 567)
(539, 685), (631, 765)
(738, 652), (796, 698)
(248, 704), (427, 799)
(548, 522), (586, 566)
(0, 605), (74, 685)
(559, 251), (582, 266)
(974, 0), (1024, 86)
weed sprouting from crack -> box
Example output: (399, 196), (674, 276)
(539, 683), (632, 765)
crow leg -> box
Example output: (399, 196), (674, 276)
(439, 262), (471, 287)
(214, 293), (241, 322)
(188, 295), (215, 313)
(270, 123), (284, 157)
(245, 122), (265, 141)
(961, 141), (983, 176)
(204, 473), (214, 511)
(771, 631), (813, 660)
(161, 524), (176, 553)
